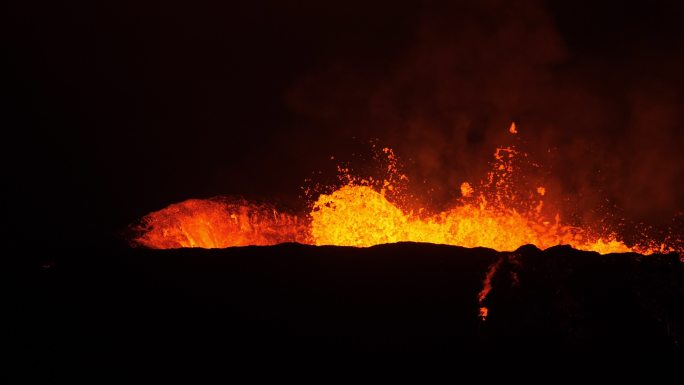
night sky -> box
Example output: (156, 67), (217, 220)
(7, 0), (684, 248)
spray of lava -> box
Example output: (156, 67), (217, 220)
(132, 123), (678, 254)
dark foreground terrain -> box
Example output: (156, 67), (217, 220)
(7, 243), (684, 378)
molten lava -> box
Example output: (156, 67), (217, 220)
(309, 181), (635, 253)
(132, 124), (678, 254)
(134, 198), (309, 248)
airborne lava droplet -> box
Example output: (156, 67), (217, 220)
(460, 182), (474, 198)
(509, 122), (518, 134)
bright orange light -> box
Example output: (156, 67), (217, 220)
(133, 198), (309, 248)
(308, 183), (639, 253)
(460, 182), (474, 198)
(479, 307), (489, 321)
(509, 122), (518, 134)
(132, 123), (676, 255)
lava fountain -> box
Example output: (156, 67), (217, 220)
(132, 123), (678, 254)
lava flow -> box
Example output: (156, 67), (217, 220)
(132, 124), (677, 254)
(133, 198), (309, 248)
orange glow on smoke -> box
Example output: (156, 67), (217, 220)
(132, 124), (676, 254)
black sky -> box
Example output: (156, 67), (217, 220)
(6, 0), (684, 248)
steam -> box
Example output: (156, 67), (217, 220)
(285, 0), (684, 235)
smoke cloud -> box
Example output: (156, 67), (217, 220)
(286, 0), (684, 230)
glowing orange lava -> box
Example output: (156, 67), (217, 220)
(132, 124), (677, 254)
(133, 198), (309, 248)
(308, 180), (637, 253)
(508, 121), (518, 134)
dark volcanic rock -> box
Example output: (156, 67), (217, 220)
(8, 243), (684, 377)
(480, 245), (684, 352)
